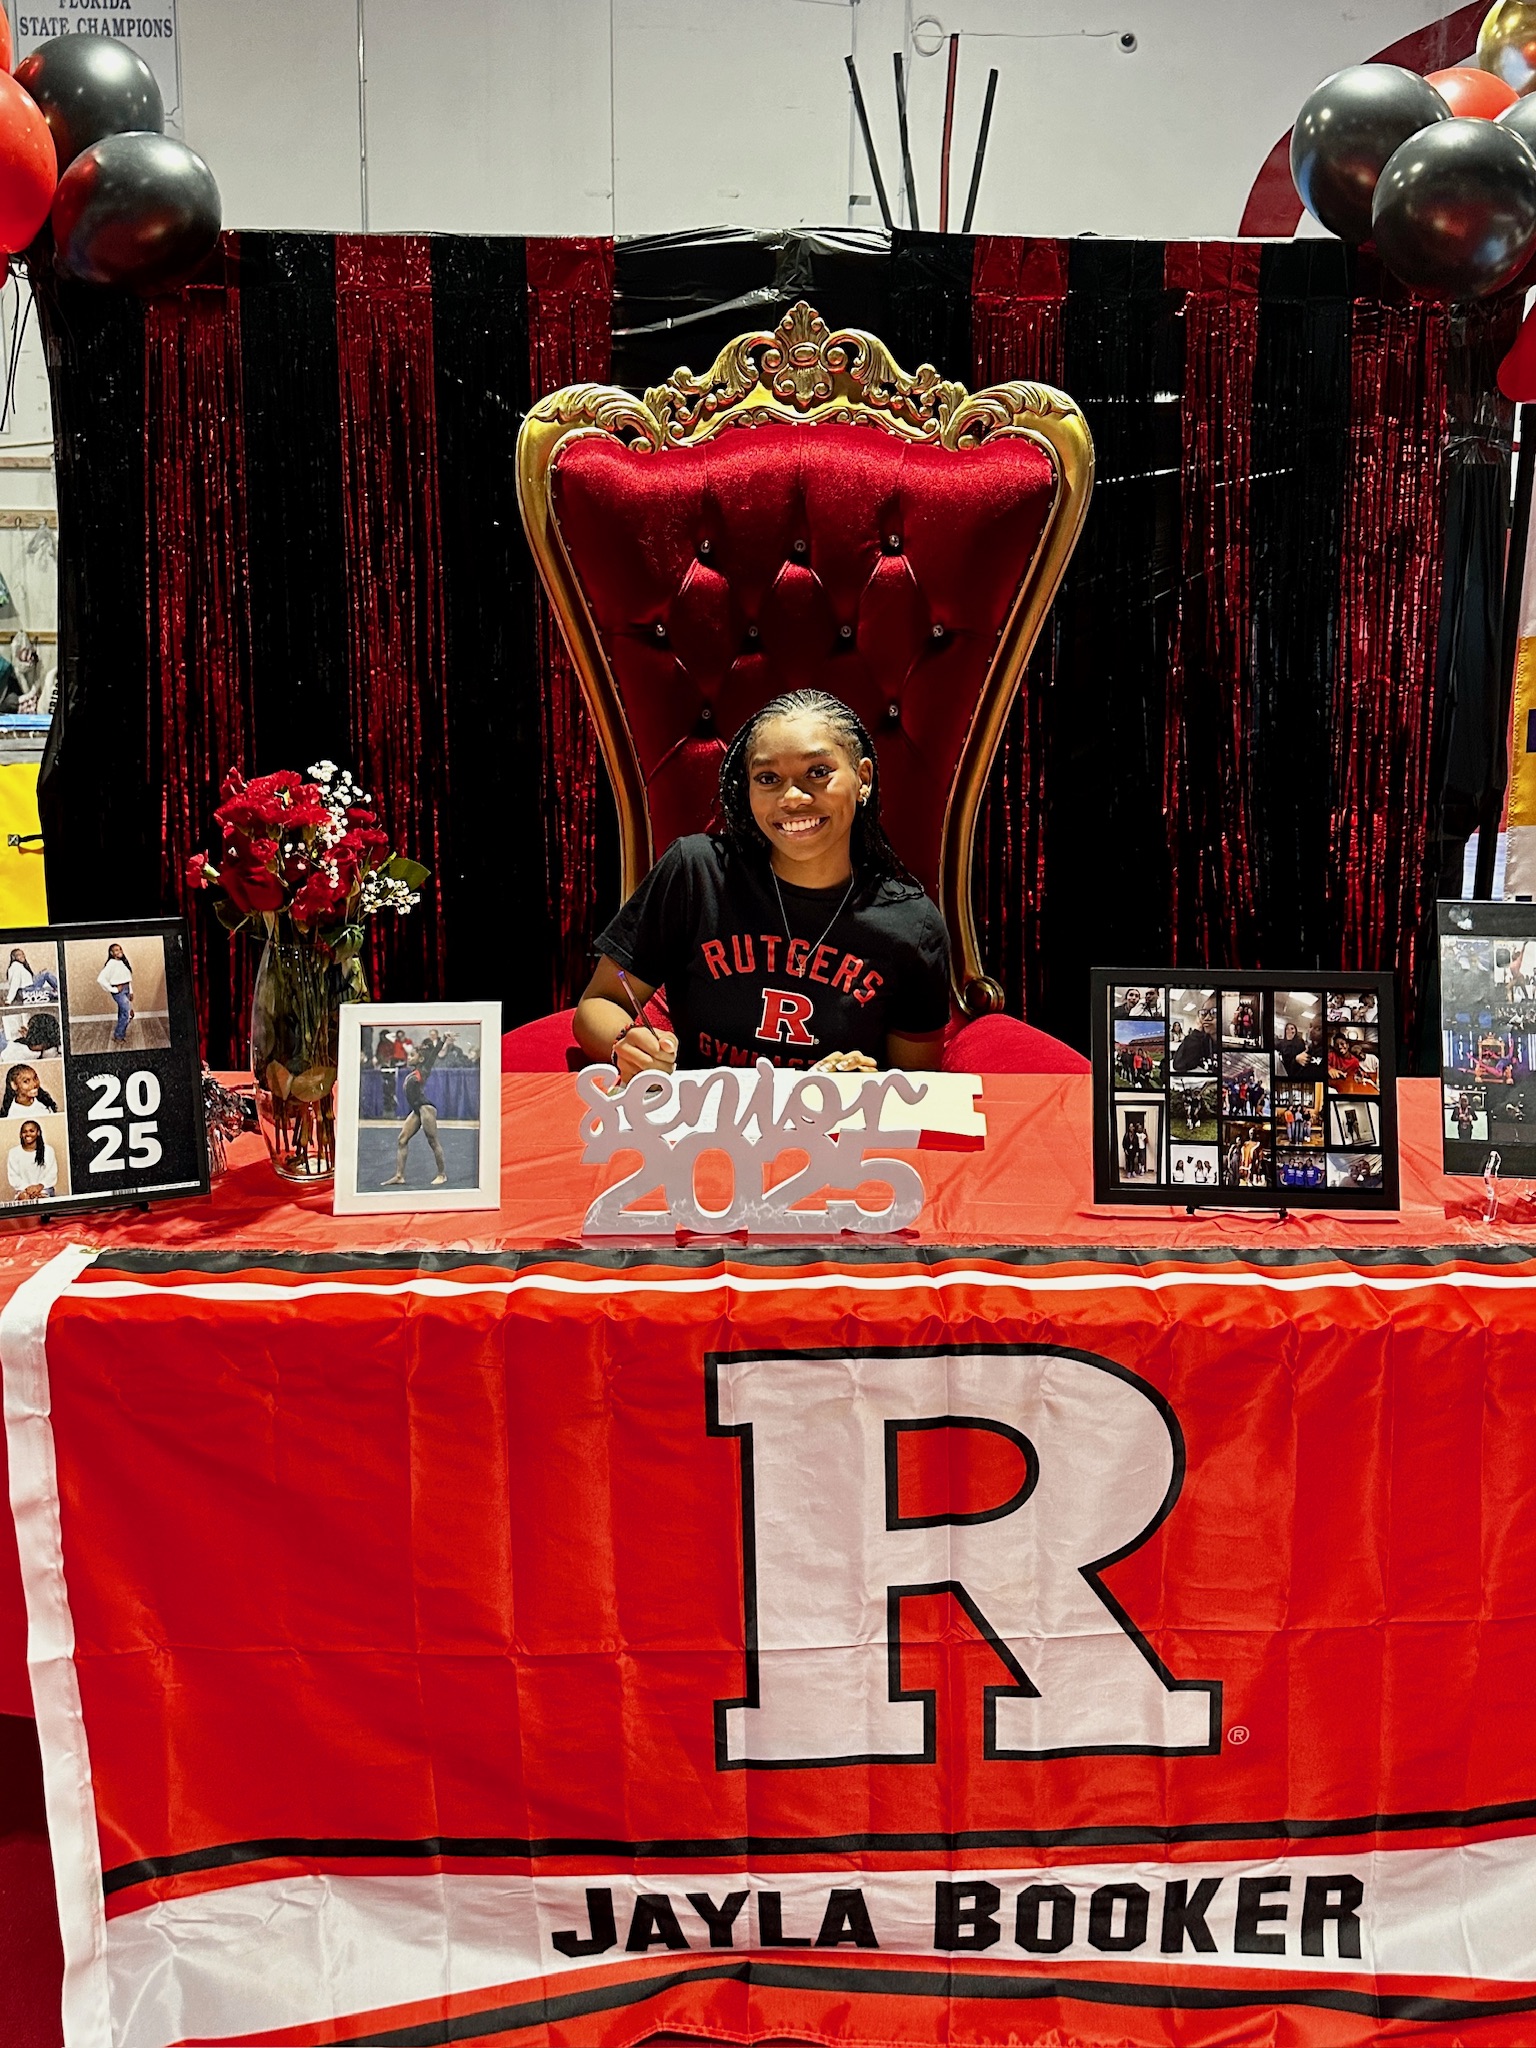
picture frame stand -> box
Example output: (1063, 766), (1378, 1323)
(1484, 1149), (1503, 1224)
(1186, 1203), (1290, 1222)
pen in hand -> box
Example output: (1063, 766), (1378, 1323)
(614, 966), (653, 1032)
(611, 965), (676, 1072)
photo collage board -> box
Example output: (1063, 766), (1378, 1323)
(1438, 900), (1536, 1176)
(0, 917), (208, 1216)
(1091, 970), (1399, 1209)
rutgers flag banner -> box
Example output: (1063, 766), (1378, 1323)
(9, 1241), (1536, 2047)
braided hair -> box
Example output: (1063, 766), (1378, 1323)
(1, 1065), (56, 1118)
(715, 689), (918, 898)
(13, 1010), (60, 1055)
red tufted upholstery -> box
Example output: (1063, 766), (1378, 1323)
(548, 421), (1056, 901)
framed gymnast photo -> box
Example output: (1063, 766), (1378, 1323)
(1090, 967), (1399, 1211)
(333, 1001), (501, 1216)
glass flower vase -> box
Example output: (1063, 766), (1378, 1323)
(250, 936), (365, 1185)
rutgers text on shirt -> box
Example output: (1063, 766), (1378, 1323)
(576, 1058), (985, 1236)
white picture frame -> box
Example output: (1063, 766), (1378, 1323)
(333, 1001), (500, 1215)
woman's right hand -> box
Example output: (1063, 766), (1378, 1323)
(614, 1026), (678, 1081)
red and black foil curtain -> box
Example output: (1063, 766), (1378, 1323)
(890, 228), (1517, 1051)
(970, 236), (1066, 1023)
(334, 235), (450, 1004)
(143, 243), (256, 1061)
(36, 226), (1515, 1061)
(527, 238), (614, 1006)
(36, 231), (614, 1062)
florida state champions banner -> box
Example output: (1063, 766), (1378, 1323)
(10, 1242), (1536, 2047)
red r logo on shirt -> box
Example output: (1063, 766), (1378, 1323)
(755, 988), (817, 1046)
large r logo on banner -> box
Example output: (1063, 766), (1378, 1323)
(709, 1345), (1220, 1766)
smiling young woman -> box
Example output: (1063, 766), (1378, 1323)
(573, 689), (951, 1078)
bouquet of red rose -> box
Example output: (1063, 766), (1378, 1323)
(188, 762), (429, 1184)
(187, 760), (428, 961)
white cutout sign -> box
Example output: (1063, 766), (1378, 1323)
(577, 1059), (973, 1236)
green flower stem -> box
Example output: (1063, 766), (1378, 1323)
(250, 928), (367, 1184)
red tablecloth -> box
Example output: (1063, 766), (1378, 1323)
(0, 1072), (1516, 1724)
(12, 1073), (1536, 2045)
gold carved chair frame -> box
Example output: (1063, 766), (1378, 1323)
(516, 301), (1094, 1015)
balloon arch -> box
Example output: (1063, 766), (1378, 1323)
(1290, 4), (1536, 302)
(0, 32), (219, 297)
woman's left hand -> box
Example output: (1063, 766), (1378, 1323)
(814, 1050), (878, 1073)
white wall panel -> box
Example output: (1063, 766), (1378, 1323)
(853, 0), (1464, 240)
(610, 0), (854, 235)
(363, 0), (613, 235)
(178, 0), (362, 229)
(81, 1), (1499, 239)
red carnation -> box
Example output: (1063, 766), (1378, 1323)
(217, 770), (329, 837)
(290, 869), (348, 926)
(218, 846), (286, 916)
(341, 826), (390, 861)
(252, 771), (328, 829)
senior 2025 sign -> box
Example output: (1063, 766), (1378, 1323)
(9, 1241), (1536, 2046)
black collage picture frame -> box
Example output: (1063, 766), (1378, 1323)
(0, 916), (209, 1218)
(1091, 969), (1399, 1210)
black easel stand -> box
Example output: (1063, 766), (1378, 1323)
(1187, 1204), (1291, 1222)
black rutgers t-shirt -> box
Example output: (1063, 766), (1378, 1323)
(595, 835), (951, 1069)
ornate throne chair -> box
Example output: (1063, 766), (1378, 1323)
(505, 301), (1094, 1073)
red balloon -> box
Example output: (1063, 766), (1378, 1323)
(1500, 302), (1536, 400)
(0, 72), (55, 253)
(1426, 64), (1520, 118)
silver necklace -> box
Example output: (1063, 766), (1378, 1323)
(772, 867), (855, 958)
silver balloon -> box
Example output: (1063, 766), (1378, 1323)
(51, 132), (220, 294)
(1372, 117), (1536, 299)
(1291, 64), (1452, 242)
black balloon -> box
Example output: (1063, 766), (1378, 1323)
(1290, 64), (1451, 242)
(51, 133), (220, 294)
(1497, 91), (1536, 157)
(1372, 116), (1536, 299)
(14, 35), (162, 174)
